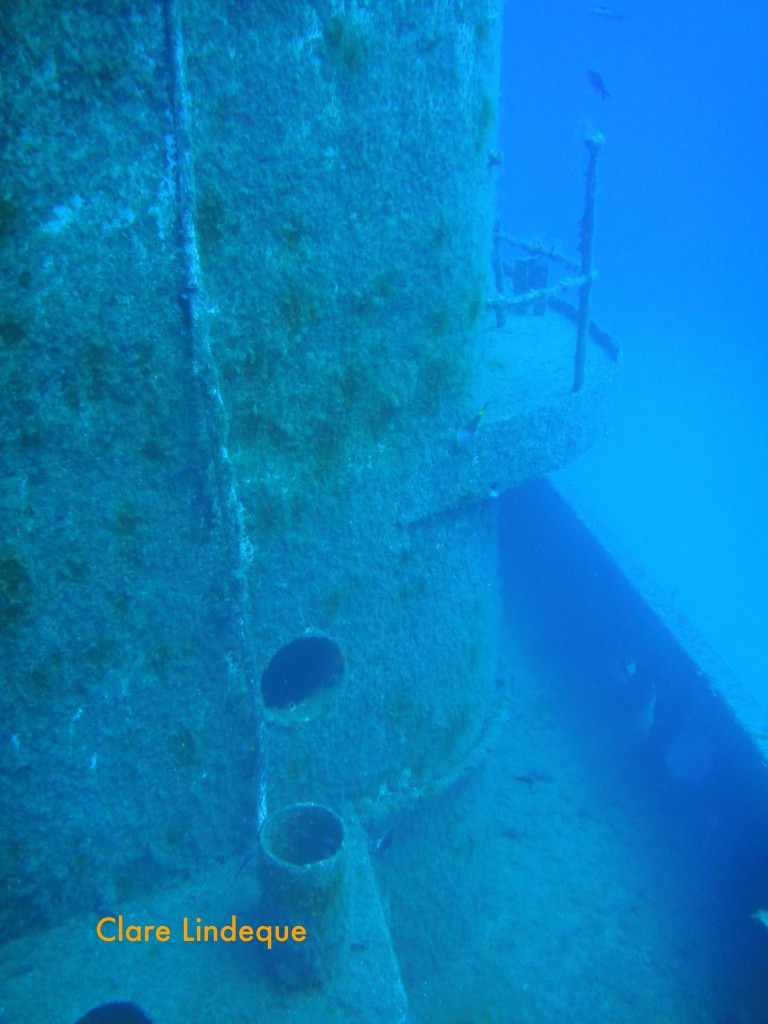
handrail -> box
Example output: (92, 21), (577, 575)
(489, 133), (607, 393)
(486, 272), (594, 311)
(573, 133), (604, 391)
(495, 234), (580, 273)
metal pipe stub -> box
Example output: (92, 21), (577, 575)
(258, 803), (347, 987)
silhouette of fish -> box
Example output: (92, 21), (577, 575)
(373, 827), (394, 855)
(587, 69), (610, 99)
(456, 402), (489, 446)
(589, 4), (625, 20)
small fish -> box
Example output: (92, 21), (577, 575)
(373, 827), (394, 855)
(589, 4), (625, 21)
(513, 770), (554, 784)
(456, 403), (489, 446)
(237, 849), (257, 874)
(2, 961), (35, 978)
(587, 69), (611, 100)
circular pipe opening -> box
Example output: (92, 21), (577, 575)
(261, 803), (344, 867)
(260, 635), (343, 711)
(75, 1004), (154, 1024)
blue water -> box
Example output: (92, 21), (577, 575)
(496, 0), (768, 712)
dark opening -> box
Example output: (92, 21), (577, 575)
(261, 804), (344, 866)
(75, 1003), (154, 1024)
(260, 635), (343, 709)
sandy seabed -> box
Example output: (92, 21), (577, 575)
(4, 621), (764, 1024)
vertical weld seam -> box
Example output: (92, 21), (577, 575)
(162, 0), (266, 827)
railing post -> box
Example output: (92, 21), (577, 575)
(573, 132), (604, 392)
(491, 218), (506, 327)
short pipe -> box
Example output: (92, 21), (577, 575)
(258, 803), (347, 987)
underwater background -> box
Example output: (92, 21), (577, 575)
(496, 0), (768, 711)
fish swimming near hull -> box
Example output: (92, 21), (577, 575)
(373, 827), (394, 855)
(456, 402), (489, 446)
(589, 4), (626, 20)
(587, 69), (611, 99)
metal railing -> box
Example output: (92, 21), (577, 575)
(488, 133), (607, 393)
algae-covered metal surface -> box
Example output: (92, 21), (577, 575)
(1, 1), (256, 938)
(0, 0), (507, 944)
